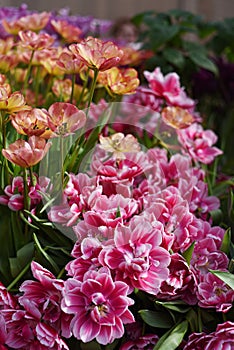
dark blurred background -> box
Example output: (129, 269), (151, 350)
(2, 0), (234, 20)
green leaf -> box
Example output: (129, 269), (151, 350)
(220, 228), (231, 254)
(153, 320), (188, 350)
(189, 51), (218, 74)
(0, 206), (15, 283)
(209, 209), (223, 225)
(162, 48), (185, 69)
(186, 308), (198, 332)
(131, 11), (155, 26)
(9, 242), (34, 278)
(149, 25), (180, 50)
(182, 241), (195, 265)
(80, 341), (102, 350)
(209, 270), (234, 289)
(33, 233), (60, 274)
(139, 309), (174, 328)
(155, 300), (191, 313)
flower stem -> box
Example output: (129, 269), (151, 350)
(77, 68), (90, 107)
(87, 68), (99, 110)
(29, 166), (36, 186)
(0, 111), (10, 184)
(70, 73), (76, 103)
(34, 65), (41, 106)
(23, 167), (30, 212)
(60, 136), (64, 187)
(23, 50), (35, 94)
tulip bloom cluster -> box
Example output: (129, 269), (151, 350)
(0, 5), (233, 350)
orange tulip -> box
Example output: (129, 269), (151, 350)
(161, 106), (194, 129)
(51, 19), (82, 44)
(0, 53), (18, 73)
(2, 12), (50, 34)
(0, 84), (31, 113)
(69, 36), (123, 71)
(52, 79), (86, 103)
(2, 18), (24, 35)
(119, 46), (154, 66)
(98, 67), (139, 95)
(2, 136), (51, 167)
(0, 37), (14, 55)
(17, 12), (50, 32)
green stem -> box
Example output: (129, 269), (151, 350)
(0, 111), (6, 149)
(22, 167), (30, 212)
(45, 75), (54, 97)
(77, 68), (90, 107)
(87, 68), (99, 110)
(34, 65), (41, 106)
(7, 261), (32, 291)
(0, 111), (10, 184)
(197, 307), (203, 333)
(70, 73), (76, 103)
(60, 136), (64, 187)
(29, 166), (36, 186)
(23, 50), (35, 94)
(57, 266), (65, 279)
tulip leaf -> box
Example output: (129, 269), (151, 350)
(153, 320), (188, 350)
(182, 241), (195, 265)
(33, 232), (60, 274)
(155, 300), (191, 313)
(139, 309), (174, 328)
(209, 269), (234, 290)
(220, 227), (231, 254)
(9, 242), (34, 278)
(210, 209), (223, 225)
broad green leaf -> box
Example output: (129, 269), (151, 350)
(189, 51), (218, 74)
(149, 25), (180, 50)
(0, 206), (14, 283)
(182, 40), (206, 53)
(186, 308), (198, 332)
(131, 11), (155, 26)
(155, 300), (191, 313)
(153, 320), (188, 350)
(182, 241), (195, 265)
(162, 48), (185, 69)
(209, 270), (234, 289)
(9, 242), (34, 278)
(139, 309), (173, 328)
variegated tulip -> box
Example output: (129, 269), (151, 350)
(47, 102), (86, 136)
(10, 108), (52, 138)
(69, 36), (123, 71)
(18, 30), (55, 51)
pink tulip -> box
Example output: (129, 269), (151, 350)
(2, 136), (51, 167)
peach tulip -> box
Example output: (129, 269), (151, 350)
(2, 136), (51, 167)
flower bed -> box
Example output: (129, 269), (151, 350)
(0, 5), (234, 350)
